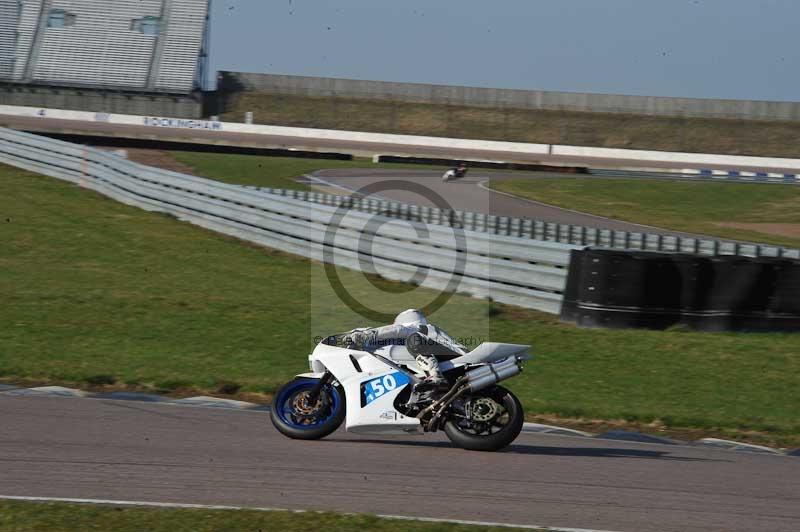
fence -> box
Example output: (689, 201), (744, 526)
(0, 127), (576, 314)
(220, 72), (800, 122)
(244, 185), (800, 260)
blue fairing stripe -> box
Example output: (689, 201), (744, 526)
(360, 371), (411, 407)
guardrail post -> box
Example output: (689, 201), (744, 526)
(79, 146), (88, 187)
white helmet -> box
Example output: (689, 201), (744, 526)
(393, 309), (428, 326)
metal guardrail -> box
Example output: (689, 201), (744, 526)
(0, 127), (576, 314)
(589, 167), (799, 185)
(242, 184), (800, 260)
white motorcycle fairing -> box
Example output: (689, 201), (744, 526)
(308, 342), (421, 434)
(305, 340), (530, 435)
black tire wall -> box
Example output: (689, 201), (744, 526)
(560, 249), (800, 332)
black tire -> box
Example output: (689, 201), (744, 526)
(444, 386), (524, 452)
(270, 377), (346, 440)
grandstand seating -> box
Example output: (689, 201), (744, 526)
(0, 0), (208, 94)
(0, 0), (20, 78)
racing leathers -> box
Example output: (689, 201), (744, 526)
(345, 321), (466, 383)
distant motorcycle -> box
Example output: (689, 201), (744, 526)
(270, 331), (531, 451)
(442, 163), (468, 182)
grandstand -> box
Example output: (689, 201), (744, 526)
(0, 0), (210, 117)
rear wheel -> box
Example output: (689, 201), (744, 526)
(444, 386), (523, 451)
(270, 377), (345, 440)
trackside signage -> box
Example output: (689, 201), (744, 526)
(143, 117), (223, 131)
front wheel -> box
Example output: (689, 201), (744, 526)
(444, 386), (524, 452)
(270, 377), (345, 440)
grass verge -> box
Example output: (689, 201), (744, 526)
(220, 91), (800, 158)
(489, 176), (800, 248)
(169, 151), (443, 191)
(2, 164), (800, 446)
(0, 500), (534, 532)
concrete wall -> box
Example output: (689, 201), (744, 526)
(219, 72), (800, 122)
(0, 84), (202, 118)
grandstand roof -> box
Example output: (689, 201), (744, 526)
(0, 0), (209, 94)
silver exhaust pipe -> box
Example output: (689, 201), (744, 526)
(464, 357), (522, 392)
(418, 355), (528, 431)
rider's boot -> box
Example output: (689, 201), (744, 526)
(413, 355), (446, 392)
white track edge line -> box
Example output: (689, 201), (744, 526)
(0, 495), (623, 532)
(475, 180), (777, 247)
(476, 179), (689, 235)
(303, 173), (389, 201)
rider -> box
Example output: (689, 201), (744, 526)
(345, 309), (466, 384)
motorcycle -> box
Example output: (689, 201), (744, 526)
(270, 332), (531, 451)
(442, 163), (468, 182)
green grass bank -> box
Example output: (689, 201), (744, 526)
(489, 176), (800, 248)
(169, 151), (442, 191)
(219, 92), (800, 158)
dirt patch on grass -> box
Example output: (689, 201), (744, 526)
(122, 149), (198, 175)
(713, 222), (800, 239)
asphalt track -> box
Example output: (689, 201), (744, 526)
(311, 169), (699, 237)
(5, 113), (800, 174)
(2, 396), (799, 532)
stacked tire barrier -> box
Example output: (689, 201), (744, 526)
(561, 249), (800, 332)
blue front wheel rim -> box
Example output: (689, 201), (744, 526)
(274, 380), (341, 430)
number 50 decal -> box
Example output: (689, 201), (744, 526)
(361, 371), (411, 407)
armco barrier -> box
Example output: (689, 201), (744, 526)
(244, 184), (800, 260)
(0, 127), (575, 314)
